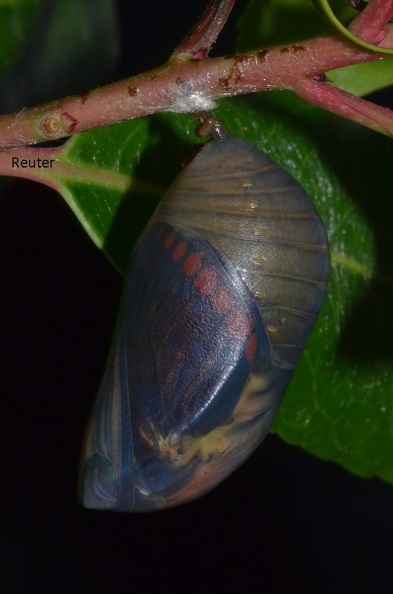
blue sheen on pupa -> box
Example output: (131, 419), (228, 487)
(80, 119), (329, 512)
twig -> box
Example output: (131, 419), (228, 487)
(175, 0), (236, 58)
(0, 0), (393, 152)
(349, 0), (393, 45)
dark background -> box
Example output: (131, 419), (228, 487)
(1, 1), (393, 592)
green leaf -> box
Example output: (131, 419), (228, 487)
(43, 115), (203, 272)
(234, 0), (393, 483)
(246, 92), (393, 484)
(328, 59), (393, 97)
(37, 88), (393, 484)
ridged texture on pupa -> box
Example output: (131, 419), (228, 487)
(79, 125), (329, 512)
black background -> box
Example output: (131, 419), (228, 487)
(1, 1), (393, 592)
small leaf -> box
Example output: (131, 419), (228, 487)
(328, 59), (393, 97)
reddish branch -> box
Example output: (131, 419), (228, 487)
(0, 0), (393, 152)
(175, 0), (237, 58)
(349, 0), (393, 45)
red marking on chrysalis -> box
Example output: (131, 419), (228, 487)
(142, 257), (150, 267)
(226, 311), (253, 341)
(245, 333), (257, 364)
(210, 287), (235, 314)
(172, 241), (187, 261)
(194, 267), (218, 296)
(163, 232), (176, 250)
(183, 252), (202, 277)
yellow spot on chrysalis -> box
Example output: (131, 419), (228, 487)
(153, 374), (273, 469)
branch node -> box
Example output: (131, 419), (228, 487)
(40, 111), (78, 138)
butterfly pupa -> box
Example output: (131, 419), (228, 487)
(79, 118), (329, 512)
